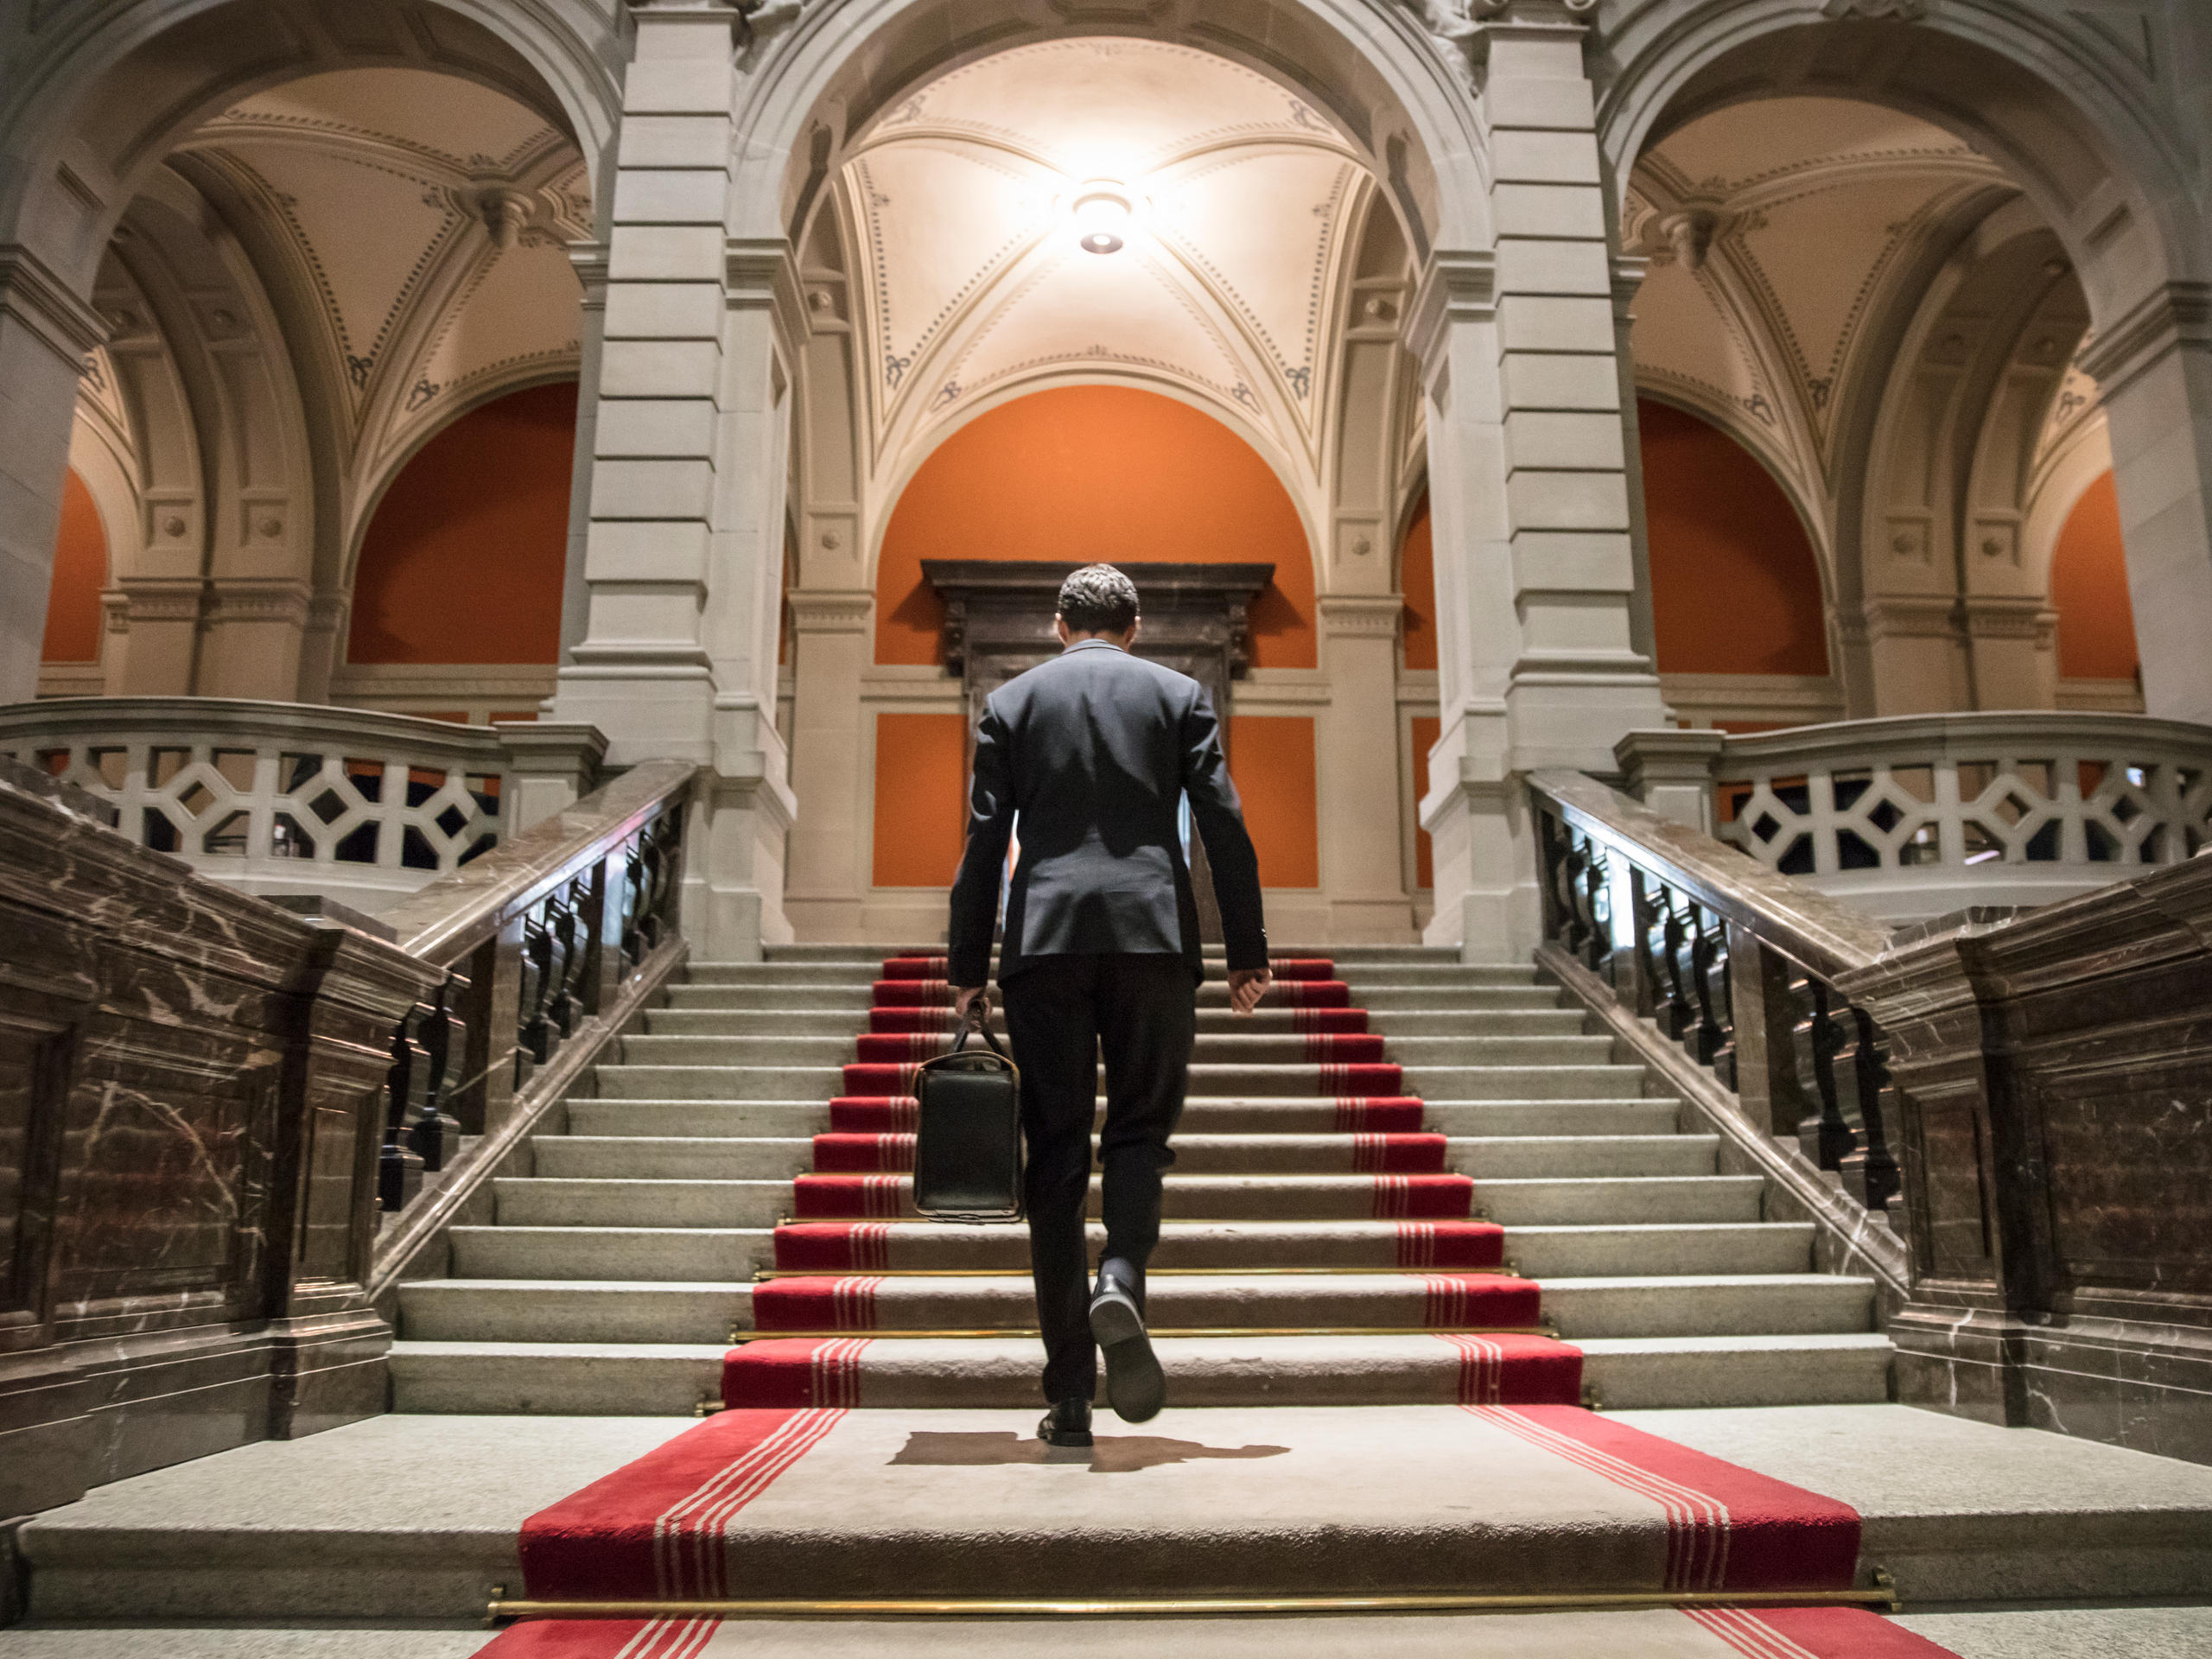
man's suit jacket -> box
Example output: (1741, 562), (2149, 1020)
(947, 639), (1268, 988)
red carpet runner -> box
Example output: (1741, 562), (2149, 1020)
(477, 952), (1957, 1655)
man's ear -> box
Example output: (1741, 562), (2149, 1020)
(1125, 616), (1141, 648)
(1052, 614), (1072, 645)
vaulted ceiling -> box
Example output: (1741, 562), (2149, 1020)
(180, 67), (587, 449)
(836, 39), (1378, 481)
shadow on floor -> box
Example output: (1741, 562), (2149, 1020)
(889, 1431), (1291, 1474)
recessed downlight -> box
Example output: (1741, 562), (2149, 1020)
(1070, 182), (1135, 255)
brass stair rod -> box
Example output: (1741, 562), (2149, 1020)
(488, 1586), (1903, 1622)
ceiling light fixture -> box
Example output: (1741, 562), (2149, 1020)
(1071, 181), (1135, 255)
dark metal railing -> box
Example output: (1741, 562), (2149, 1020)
(1530, 769), (1903, 1213)
(371, 760), (693, 1217)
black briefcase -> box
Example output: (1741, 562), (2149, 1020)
(912, 1010), (1024, 1224)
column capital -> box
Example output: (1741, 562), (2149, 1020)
(202, 577), (313, 628)
(0, 245), (106, 371)
(1407, 249), (1496, 369)
(569, 240), (612, 308)
(1316, 593), (1406, 639)
(2076, 281), (2212, 400)
(786, 588), (874, 632)
(1862, 593), (1961, 639)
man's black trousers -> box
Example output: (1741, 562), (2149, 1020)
(1000, 952), (1197, 1404)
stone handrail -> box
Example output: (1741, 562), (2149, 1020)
(1615, 711), (2212, 919)
(0, 697), (607, 914)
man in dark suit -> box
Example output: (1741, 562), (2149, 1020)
(947, 563), (1272, 1448)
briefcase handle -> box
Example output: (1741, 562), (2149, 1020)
(950, 997), (1008, 1061)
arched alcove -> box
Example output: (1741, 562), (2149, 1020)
(872, 385), (1317, 670)
(346, 381), (576, 668)
(1639, 397), (1828, 679)
(1398, 493), (1437, 674)
(2050, 473), (2140, 685)
(41, 469), (108, 665)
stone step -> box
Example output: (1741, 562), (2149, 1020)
(448, 1218), (1817, 1282)
(525, 1132), (1719, 1181)
(385, 1331), (1894, 1416)
(611, 1032), (1620, 1067)
(12, 1604), (2209, 1659)
(562, 1096), (1685, 1141)
(588, 1062), (1655, 1103)
(661, 983), (876, 1011)
(639, 1006), (1592, 1038)
(35, 1403), (2209, 1618)
(1347, 987), (1563, 1011)
(492, 1171), (1758, 1228)
(397, 1272), (1872, 1344)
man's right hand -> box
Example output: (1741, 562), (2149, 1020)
(951, 984), (989, 1025)
(1226, 967), (1273, 1015)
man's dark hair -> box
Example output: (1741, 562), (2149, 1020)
(1057, 563), (1141, 635)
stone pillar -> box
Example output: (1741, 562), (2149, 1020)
(782, 589), (874, 941)
(552, 2), (793, 957)
(558, 242), (611, 673)
(1316, 594), (1416, 939)
(1863, 595), (1970, 715)
(198, 578), (311, 700)
(2080, 283), (2212, 722)
(1412, 5), (1666, 963)
(1961, 595), (2057, 711)
(104, 578), (203, 695)
(0, 247), (104, 702)
(493, 720), (609, 831)
(1614, 728), (1724, 834)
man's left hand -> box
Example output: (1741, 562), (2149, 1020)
(952, 984), (989, 1024)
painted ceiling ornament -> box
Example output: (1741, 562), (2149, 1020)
(1658, 208), (1721, 272)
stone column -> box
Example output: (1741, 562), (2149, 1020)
(2080, 283), (2212, 722)
(1961, 595), (2057, 711)
(557, 242), (611, 672)
(104, 578), (204, 695)
(197, 578), (311, 700)
(1316, 594), (1416, 939)
(0, 246), (104, 703)
(782, 589), (874, 941)
(551, 2), (793, 957)
(1412, 4), (1666, 963)
(1863, 595), (1970, 715)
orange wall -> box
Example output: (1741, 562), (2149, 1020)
(1400, 495), (1437, 672)
(1228, 715), (1319, 889)
(2050, 472), (2139, 681)
(41, 467), (106, 664)
(873, 712), (969, 887)
(1409, 712), (1440, 890)
(875, 386), (1315, 669)
(349, 381), (576, 665)
(1639, 398), (1828, 677)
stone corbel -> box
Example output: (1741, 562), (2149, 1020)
(786, 590), (874, 635)
(1406, 251), (1497, 379)
(0, 244), (107, 371)
(2076, 281), (2212, 402)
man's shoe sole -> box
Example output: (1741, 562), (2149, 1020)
(1089, 1290), (1166, 1423)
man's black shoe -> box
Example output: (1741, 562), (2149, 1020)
(1089, 1258), (1166, 1423)
(1038, 1396), (1093, 1447)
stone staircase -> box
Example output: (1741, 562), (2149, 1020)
(388, 944), (1891, 1417)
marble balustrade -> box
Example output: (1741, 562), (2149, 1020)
(0, 752), (696, 1518)
(0, 697), (609, 916)
(1615, 713), (2212, 922)
(1530, 767), (2212, 1468)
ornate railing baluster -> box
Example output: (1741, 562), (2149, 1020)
(1789, 974), (1857, 1172)
(1833, 1005), (1904, 1211)
(408, 974), (464, 1173)
(1682, 905), (1728, 1067)
(380, 1007), (429, 1211)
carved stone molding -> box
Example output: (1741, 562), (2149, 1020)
(568, 242), (611, 308)
(204, 579), (315, 627)
(1408, 251), (1497, 372)
(2076, 282), (2212, 401)
(1861, 594), (1960, 639)
(0, 245), (108, 371)
(1318, 594), (1407, 639)
(1961, 594), (2058, 645)
(1821, 0), (1931, 16)
(786, 589), (874, 632)
(111, 577), (207, 626)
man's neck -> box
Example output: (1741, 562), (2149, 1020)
(1063, 632), (1132, 652)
